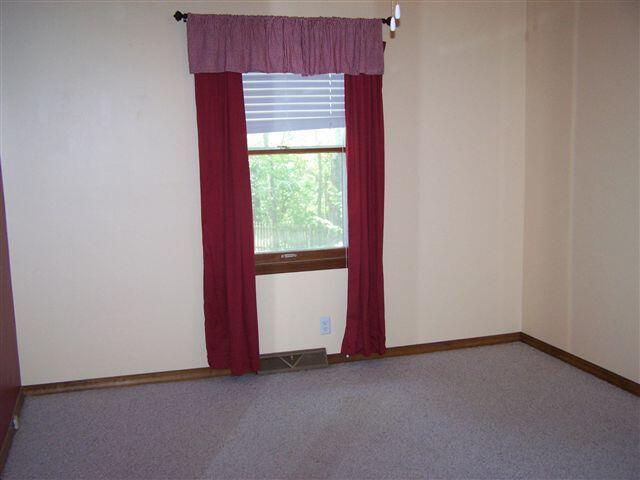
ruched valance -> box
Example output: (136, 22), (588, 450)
(186, 14), (384, 76)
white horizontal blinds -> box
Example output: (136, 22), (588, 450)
(242, 73), (345, 134)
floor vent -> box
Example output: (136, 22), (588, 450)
(259, 348), (328, 374)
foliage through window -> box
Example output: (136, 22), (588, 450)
(243, 73), (347, 265)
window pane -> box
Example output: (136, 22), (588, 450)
(250, 152), (347, 253)
(247, 128), (345, 149)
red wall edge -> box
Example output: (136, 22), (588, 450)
(0, 157), (20, 443)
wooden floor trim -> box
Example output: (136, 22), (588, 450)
(22, 367), (231, 396)
(22, 333), (522, 396)
(0, 391), (24, 475)
(521, 333), (639, 397)
(328, 332), (522, 364)
(20, 332), (639, 398)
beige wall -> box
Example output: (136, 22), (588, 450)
(523, 1), (575, 350)
(571, 0), (639, 381)
(523, 1), (640, 382)
(388, 1), (525, 347)
(1, 1), (526, 385)
(5, 0), (635, 386)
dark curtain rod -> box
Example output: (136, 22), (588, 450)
(173, 10), (393, 25)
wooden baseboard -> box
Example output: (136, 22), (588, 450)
(0, 391), (24, 475)
(23, 333), (522, 396)
(521, 333), (640, 397)
(20, 332), (638, 398)
(22, 367), (231, 396)
(328, 332), (523, 364)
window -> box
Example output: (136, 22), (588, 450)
(243, 73), (347, 275)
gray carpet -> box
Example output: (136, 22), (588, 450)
(3, 343), (639, 479)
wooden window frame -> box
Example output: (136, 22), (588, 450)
(249, 147), (347, 275)
(255, 247), (346, 275)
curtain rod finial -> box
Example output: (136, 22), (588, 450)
(174, 11), (187, 22)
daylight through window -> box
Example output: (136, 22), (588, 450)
(243, 73), (348, 265)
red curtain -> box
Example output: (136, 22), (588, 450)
(194, 72), (260, 375)
(342, 74), (386, 356)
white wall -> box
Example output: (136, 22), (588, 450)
(1, 1), (526, 385)
(523, 0), (640, 382)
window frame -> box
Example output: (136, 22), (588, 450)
(249, 146), (348, 275)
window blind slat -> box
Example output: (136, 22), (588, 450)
(244, 89), (344, 98)
(244, 73), (339, 82)
(244, 96), (345, 105)
(245, 105), (344, 112)
(243, 73), (345, 134)
(243, 81), (344, 89)
(247, 111), (345, 120)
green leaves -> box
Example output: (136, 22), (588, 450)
(249, 152), (345, 252)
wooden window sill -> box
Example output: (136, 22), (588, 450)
(255, 248), (346, 275)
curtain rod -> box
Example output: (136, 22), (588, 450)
(173, 11), (393, 26)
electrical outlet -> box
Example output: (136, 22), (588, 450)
(320, 316), (331, 335)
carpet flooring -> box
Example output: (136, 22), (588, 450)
(3, 343), (639, 479)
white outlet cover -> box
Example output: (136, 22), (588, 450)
(320, 316), (331, 335)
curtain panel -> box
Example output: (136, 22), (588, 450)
(194, 72), (260, 375)
(187, 14), (384, 76)
(342, 74), (386, 356)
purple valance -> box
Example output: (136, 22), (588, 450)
(186, 14), (384, 76)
